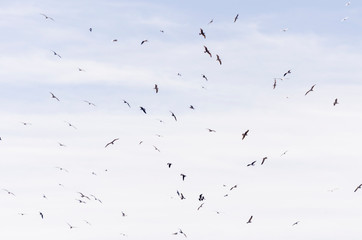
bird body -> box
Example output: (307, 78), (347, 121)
(154, 84), (158, 93)
(140, 106), (147, 114)
(247, 215), (253, 224)
(199, 28), (206, 39)
(234, 14), (239, 22)
(242, 130), (249, 140)
(305, 84), (316, 96)
(216, 55), (222, 65)
(105, 138), (119, 148)
(333, 98), (339, 106)
(204, 46), (212, 57)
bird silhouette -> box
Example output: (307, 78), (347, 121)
(189, 105), (195, 110)
(121, 211), (127, 217)
(273, 79), (277, 89)
(204, 46), (212, 57)
(199, 28), (206, 39)
(208, 19), (214, 25)
(153, 145), (161, 152)
(67, 223), (76, 229)
(2, 189), (15, 196)
(39, 212), (44, 219)
(292, 221), (300, 226)
(216, 55), (222, 65)
(305, 84), (316, 96)
(242, 130), (249, 140)
(230, 185), (237, 191)
(247, 161), (256, 167)
(167, 163), (172, 168)
(199, 194), (205, 201)
(105, 138), (119, 148)
(180, 174), (186, 181)
(51, 50), (61, 58)
(247, 215), (253, 224)
(354, 184), (362, 192)
(234, 14), (239, 22)
(202, 74), (208, 81)
(141, 40), (148, 45)
(123, 100), (131, 108)
(89, 28), (92, 32)
(283, 70), (291, 77)
(58, 142), (66, 147)
(333, 98), (339, 106)
(207, 128), (216, 132)
(64, 121), (77, 129)
(50, 92), (60, 101)
(40, 13), (54, 21)
(154, 84), (159, 93)
(55, 167), (69, 172)
(261, 157), (268, 165)
(170, 111), (177, 121)
(197, 203), (204, 210)
(140, 106), (147, 114)
(84, 100), (96, 106)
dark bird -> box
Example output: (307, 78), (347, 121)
(78, 192), (90, 200)
(189, 105), (195, 110)
(154, 84), (159, 93)
(39, 212), (44, 219)
(121, 211), (127, 217)
(20, 122), (31, 126)
(354, 184), (362, 192)
(51, 50), (61, 58)
(140, 106), (147, 114)
(199, 194), (205, 201)
(179, 229), (187, 238)
(177, 190), (186, 200)
(84, 100), (96, 106)
(58, 142), (66, 147)
(64, 121), (77, 129)
(2, 189), (15, 196)
(153, 145), (160, 152)
(202, 74), (208, 81)
(199, 28), (206, 39)
(105, 138), (119, 148)
(67, 223), (76, 229)
(113, 39), (118, 42)
(123, 100), (131, 108)
(207, 128), (216, 132)
(177, 73), (182, 76)
(261, 157), (268, 165)
(234, 14), (239, 23)
(89, 28), (92, 32)
(40, 13), (54, 21)
(50, 92), (60, 101)
(216, 55), (222, 65)
(197, 203), (204, 210)
(280, 150), (288, 156)
(203, 46), (212, 58)
(273, 79), (277, 89)
(90, 194), (102, 203)
(78, 68), (85, 72)
(230, 185), (237, 191)
(247, 161), (256, 167)
(55, 167), (69, 172)
(333, 98), (339, 106)
(167, 163), (172, 168)
(292, 221), (300, 226)
(180, 174), (186, 181)
(305, 84), (316, 96)
(170, 111), (177, 121)
(242, 130), (249, 140)
(283, 69), (291, 77)
(141, 40), (148, 45)
(247, 215), (253, 224)
(160, 30), (164, 33)
(208, 19), (214, 25)
(76, 199), (87, 204)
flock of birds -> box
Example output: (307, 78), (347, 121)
(0, 2), (360, 239)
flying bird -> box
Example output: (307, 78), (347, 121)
(199, 28), (206, 39)
(84, 100), (96, 106)
(203, 46), (212, 57)
(197, 203), (204, 210)
(40, 13), (54, 21)
(180, 174), (186, 181)
(20, 122), (31, 126)
(242, 130), (249, 140)
(123, 100), (131, 108)
(105, 138), (119, 148)
(280, 150), (288, 156)
(39, 212), (44, 219)
(354, 184), (362, 192)
(51, 50), (61, 58)
(202, 74), (208, 81)
(67, 223), (76, 229)
(64, 121), (77, 129)
(154, 84), (159, 93)
(58, 142), (66, 147)
(140, 106), (147, 114)
(304, 84), (316, 96)
(247, 215), (253, 224)
(247, 161), (256, 167)
(261, 157), (268, 165)
(2, 189), (15, 196)
(141, 40), (148, 45)
(89, 28), (92, 32)
(121, 211), (127, 217)
(333, 98), (339, 106)
(341, 17), (349, 22)
(208, 19), (214, 25)
(189, 105), (195, 110)
(234, 14), (239, 22)
(167, 163), (172, 168)
(49, 92), (60, 101)
(170, 111), (177, 121)
(346, 1), (351, 6)
(55, 167), (69, 172)
(153, 145), (161, 152)
(281, 28), (288, 32)
(283, 70), (291, 77)
(77, 192), (90, 200)
(207, 128), (216, 132)
(199, 194), (205, 201)
(292, 221), (300, 226)
(273, 79), (277, 89)
(230, 185), (237, 191)
(216, 55), (222, 65)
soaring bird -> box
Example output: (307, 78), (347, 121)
(346, 1), (351, 6)
(234, 14), (239, 23)
(354, 184), (362, 192)
(208, 19), (214, 25)
(141, 40), (148, 45)
(40, 13), (54, 21)
(121, 211), (127, 217)
(177, 191), (186, 200)
(140, 106), (147, 114)
(123, 100), (131, 108)
(216, 55), (222, 65)
(39, 212), (44, 219)
(89, 28), (92, 32)
(153, 145), (161, 152)
(2, 189), (15, 196)
(105, 138), (119, 148)
(189, 105), (195, 110)
(305, 84), (316, 96)
(154, 84), (159, 93)
(247, 161), (256, 167)
(261, 157), (268, 165)
(167, 163), (172, 168)
(242, 130), (249, 140)
(67, 223), (76, 229)
(333, 98), (339, 106)
(207, 128), (216, 132)
(283, 69), (291, 77)
(58, 142), (66, 147)
(199, 28), (206, 39)
(84, 100), (96, 106)
(341, 17), (349, 22)
(247, 215), (253, 224)
(77, 192), (90, 200)
(280, 150), (288, 156)
(204, 46), (212, 57)
(51, 50), (61, 58)
(55, 167), (69, 172)
(197, 203), (204, 210)
(20, 122), (31, 126)
(273, 79), (277, 89)
(292, 221), (300, 226)
(202, 74), (208, 81)
(230, 185), (237, 191)
(199, 194), (205, 201)
(64, 121), (77, 129)
(50, 92), (60, 101)
(170, 111), (177, 121)
(180, 174), (186, 181)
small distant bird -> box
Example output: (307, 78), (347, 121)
(197, 203), (204, 210)
(2, 189), (15, 196)
(67, 223), (76, 229)
(84, 220), (92, 225)
(167, 163), (172, 168)
(179, 229), (187, 238)
(55, 167), (69, 172)
(207, 128), (216, 132)
(189, 105), (195, 110)
(346, 1), (351, 6)
(304, 84), (316, 96)
(280, 150), (288, 156)
(261, 157), (268, 165)
(50, 92), (60, 101)
(140, 106), (147, 114)
(141, 40), (148, 45)
(89, 28), (92, 32)
(204, 46), (212, 58)
(242, 130), (249, 140)
(354, 184), (362, 192)
(247, 215), (253, 224)
(281, 28), (288, 32)
(333, 98), (339, 106)
(58, 142), (66, 147)
(64, 121), (77, 129)
(160, 30), (164, 33)
(273, 79), (277, 89)
(247, 161), (256, 167)
(40, 13), (54, 21)
(180, 174), (186, 181)
(105, 138), (119, 148)
(230, 185), (237, 191)
(153, 145), (160, 152)
(292, 221), (300, 226)
(170, 111), (177, 121)
(341, 17), (349, 22)
(121, 211), (127, 217)
(20, 122), (31, 126)
(199, 194), (205, 201)
(202, 74), (208, 81)
(216, 55), (222, 65)
(113, 39), (118, 42)
(51, 50), (61, 58)
(76, 199), (87, 204)
(84, 100), (96, 106)
(154, 84), (159, 93)
(78, 68), (85, 72)
(177, 73), (182, 76)
(283, 70), (291, 77)
(39, 212), (44, 219)
(199, 28), (206, 39)
(208, 19), (214, 25)
(123, 100), (131, 108)
(234, 14), (239, 23)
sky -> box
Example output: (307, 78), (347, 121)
(1, 0), (362, 239)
